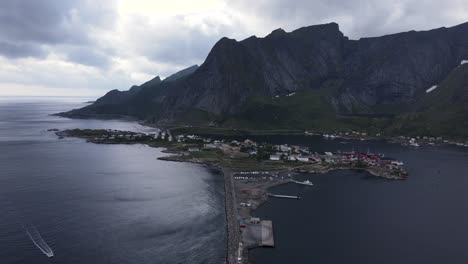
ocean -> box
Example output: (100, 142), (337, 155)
(247, 136), (468, 264)
(0, 97), (226, 264)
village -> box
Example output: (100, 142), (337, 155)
(55, 127), (410, 264)
(311, 129), (468, 148)
(56, 128), (409, 179)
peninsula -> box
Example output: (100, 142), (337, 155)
(55, 128), (407, 263)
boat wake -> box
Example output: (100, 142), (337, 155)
(24, 225), (54, 257)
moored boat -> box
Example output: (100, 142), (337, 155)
(292, 179), (314, 186)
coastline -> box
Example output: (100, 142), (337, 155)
(54, 128), (408, 264)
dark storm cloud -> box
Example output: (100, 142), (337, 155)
(0, 41), (47, 59)
(0, 0), (116, 61)
(0, 0), (83, 45)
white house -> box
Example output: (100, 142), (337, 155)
(269, 155), (281, 161)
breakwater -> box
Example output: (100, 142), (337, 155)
(223, 167), (241, 263)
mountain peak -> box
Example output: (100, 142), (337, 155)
(291, 22), (340, 35)
(140, 76), (161, 87)
(267, 28), (287, 38)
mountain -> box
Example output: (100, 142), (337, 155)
(390, 63), (468, 137)
(60, 22), (468, 136)
(163, 65), (198, 82)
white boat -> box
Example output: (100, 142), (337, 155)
(25, 226), (54, 258)
(292, 180), (314, 186)
(391, 161), (404, 166)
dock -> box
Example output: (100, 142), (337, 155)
(268, 194), (301, 199)
(242, 220), (275, 248)
(260, 220), (274, 247)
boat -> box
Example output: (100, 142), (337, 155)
(391, 161), (404, 166)
(305, 131), (321, 136)
(24, 226), (54, 258)
(292, 179), (314, 186)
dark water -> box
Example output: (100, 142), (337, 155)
(0, 97), (225, 264)
(249, 136), (468, 264)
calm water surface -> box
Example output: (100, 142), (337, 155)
(249, 136), (468, 264)
(0, 97), (225, 264)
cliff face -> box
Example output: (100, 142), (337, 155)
(338, 24), (468, 112)
(61, 22), (468, 132)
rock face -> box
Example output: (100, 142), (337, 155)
(61, 22), (468, 130)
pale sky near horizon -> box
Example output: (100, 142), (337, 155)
(0, 0), (467, 97)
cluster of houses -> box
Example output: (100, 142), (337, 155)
(268, 147), (404, 168)
(171, 133), (404, 171)
(167, 132), (405, 170)
(90, 130), (153, 142)
(89, 129), (405, 171)
(305, 130), (381, 140)
(392, 135), (468, 147)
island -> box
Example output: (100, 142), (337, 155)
(55, 128), (408, 263)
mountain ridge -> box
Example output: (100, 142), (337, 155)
(59, 22), (468, 137)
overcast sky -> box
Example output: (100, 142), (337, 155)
(1, 0), (467, 97)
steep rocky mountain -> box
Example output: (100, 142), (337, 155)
(163, 65), (199, 82)
(60, 22), (468, 135)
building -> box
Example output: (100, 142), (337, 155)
(269, 155), (281, 161)
(279, 144), (290, 152)
(250, 217), (260, 224)
(188, 147), (200, 152)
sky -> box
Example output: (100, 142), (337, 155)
(0, 0), (467, 97)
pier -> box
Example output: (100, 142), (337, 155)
(268, 194), (301, 199)
(242, 219), (275, 248)
(260, 220), (275, 247)
(223, 167), (241, 264)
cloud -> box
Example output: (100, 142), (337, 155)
(1, 0), (468, 96)
(0, 0), (117, 58)
(229, 0), (468, 39)
(122, 10), (243, 68)
(0, 41), (47, 59)
(63, 45), (113, 68)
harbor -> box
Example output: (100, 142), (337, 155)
(55, 128), (410, 264)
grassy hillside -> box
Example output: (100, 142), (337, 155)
(220, 89), (392, 133)
(389, 64), (468, 137)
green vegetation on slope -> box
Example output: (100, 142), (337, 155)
(222, 89), (392, 133)
(389, 64), (468, 138)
